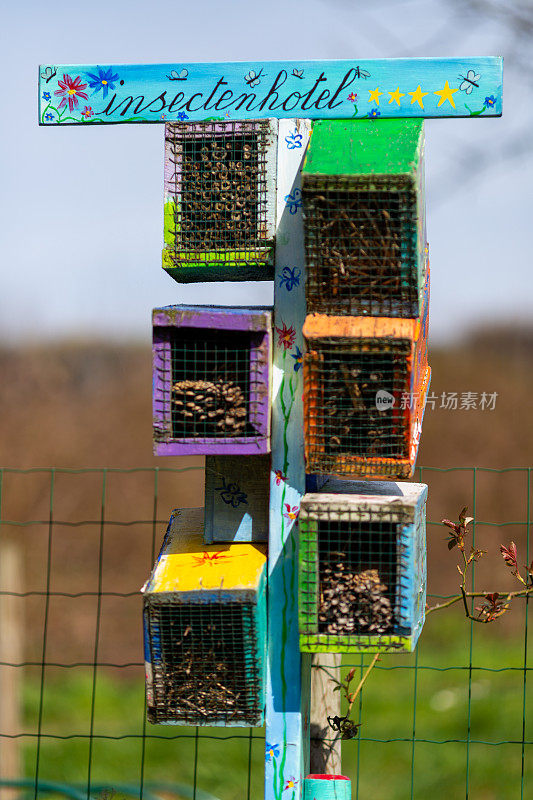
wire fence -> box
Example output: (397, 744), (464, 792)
(0, 466), (530, 800)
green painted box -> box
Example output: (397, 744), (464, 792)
(298, 480), (427, 654)
(302, 119), (427, 318)
(163, 120), (278, 282)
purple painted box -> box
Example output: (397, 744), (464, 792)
(153, 305), (272, 456)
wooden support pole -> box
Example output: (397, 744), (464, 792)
(310, 654), (342, 775)
(0, 534), (23, 797)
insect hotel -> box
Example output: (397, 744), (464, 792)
(39, 56), (502, 799)
(298, 480), (427, 653)
(143, 508), (267, 725)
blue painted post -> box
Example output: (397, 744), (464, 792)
(265, 118), (312, 800)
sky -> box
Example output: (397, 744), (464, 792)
(1, 0), (531, 344)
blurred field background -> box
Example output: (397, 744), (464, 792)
(0, 328), (531, 799)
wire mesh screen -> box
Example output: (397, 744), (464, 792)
(304, 338), (411, 476)
(299, 499), (413, 652)
(145, 600), (263, 726)
(164, 121), (274, 279)
(170, 329), (256, 439)
(303, 176), (420, 318)
(152, 323), (270, 447)
(318, 520), (402, 637)
(0, 465), (530, 800)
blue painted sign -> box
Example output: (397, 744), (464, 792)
(38, 58), (502, 125)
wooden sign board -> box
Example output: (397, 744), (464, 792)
(39, 57), (502, 125)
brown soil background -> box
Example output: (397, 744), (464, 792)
(1, 326), (531, 671)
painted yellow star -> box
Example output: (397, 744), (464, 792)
(408, 85), (429, 109)
(434, 80), (458, 109)
(368, 87), (383, 105)
(388, 87), (405, 106)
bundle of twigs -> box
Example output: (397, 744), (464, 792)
(180, 137), (259, 248)
(309, 194), (403, 302)
(323, 363), (390, 456)
(161, 650), (241, 721)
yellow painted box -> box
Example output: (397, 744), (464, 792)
(142, 508), (267, 726)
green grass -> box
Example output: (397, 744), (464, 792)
(19, 613), (531, 800)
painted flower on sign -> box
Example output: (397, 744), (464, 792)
(178, 111), (189, 121)
(86, 66), (120, 99)
(283, 503), (299, 521)
(368, 108), (381, 119)
(347, 92), (358, 102)
(44, 112), (54, 122)
(42, 91), (51, 101)
(483, 95), (496, 108)
(291, 346), (303, 372)
(54, 74), (89, 112)
(285, 130), (303, 149)
(81, 106), (94, 120)
(279, 266), (301, 291)
(265, 741), (280, 761)
(276, 322), (296, 350)
(274, 469), (286, 486)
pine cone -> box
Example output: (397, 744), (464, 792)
(172, 378), (247, 436)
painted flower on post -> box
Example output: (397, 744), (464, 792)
(81, 106), (94, 120)
(42, 91), (51, 101)
(54, 74), (89, 112)
(265, 741), (280, 761)
(44, 112), (54, 122)
(347, 92), (358, 103)
(284, 189), (302, 215)
(291, 346), (303, 372)
(279, 266), (301, 291)
(274, 470), (286, 486)
(283, 503), (299, 522)
(484, 95), (496, 108)
(86, 66), (119, 99)
(368, 108), (381, 119)
(276, 322), (296, 350)
(178, 111), (189, 121)
(285, 130), (303, 149)
(284, 777), (299, 791)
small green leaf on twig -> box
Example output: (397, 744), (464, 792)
(442, 507), (474, 551)
(500, 542), (518, 570)
(459, 506), (474, 527)
(475, 592), (508, 622)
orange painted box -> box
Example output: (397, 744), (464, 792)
(303, 271), (430, 480)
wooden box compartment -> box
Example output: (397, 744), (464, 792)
(142, 508), (267, 726)
(303, 275), (430, 479)
(298, 480), (427, 653)
(204, 454), (270, 543)
(153, 305), (272, 456)
(302, 119), (426, 318)
(163, 120), (277, 282)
